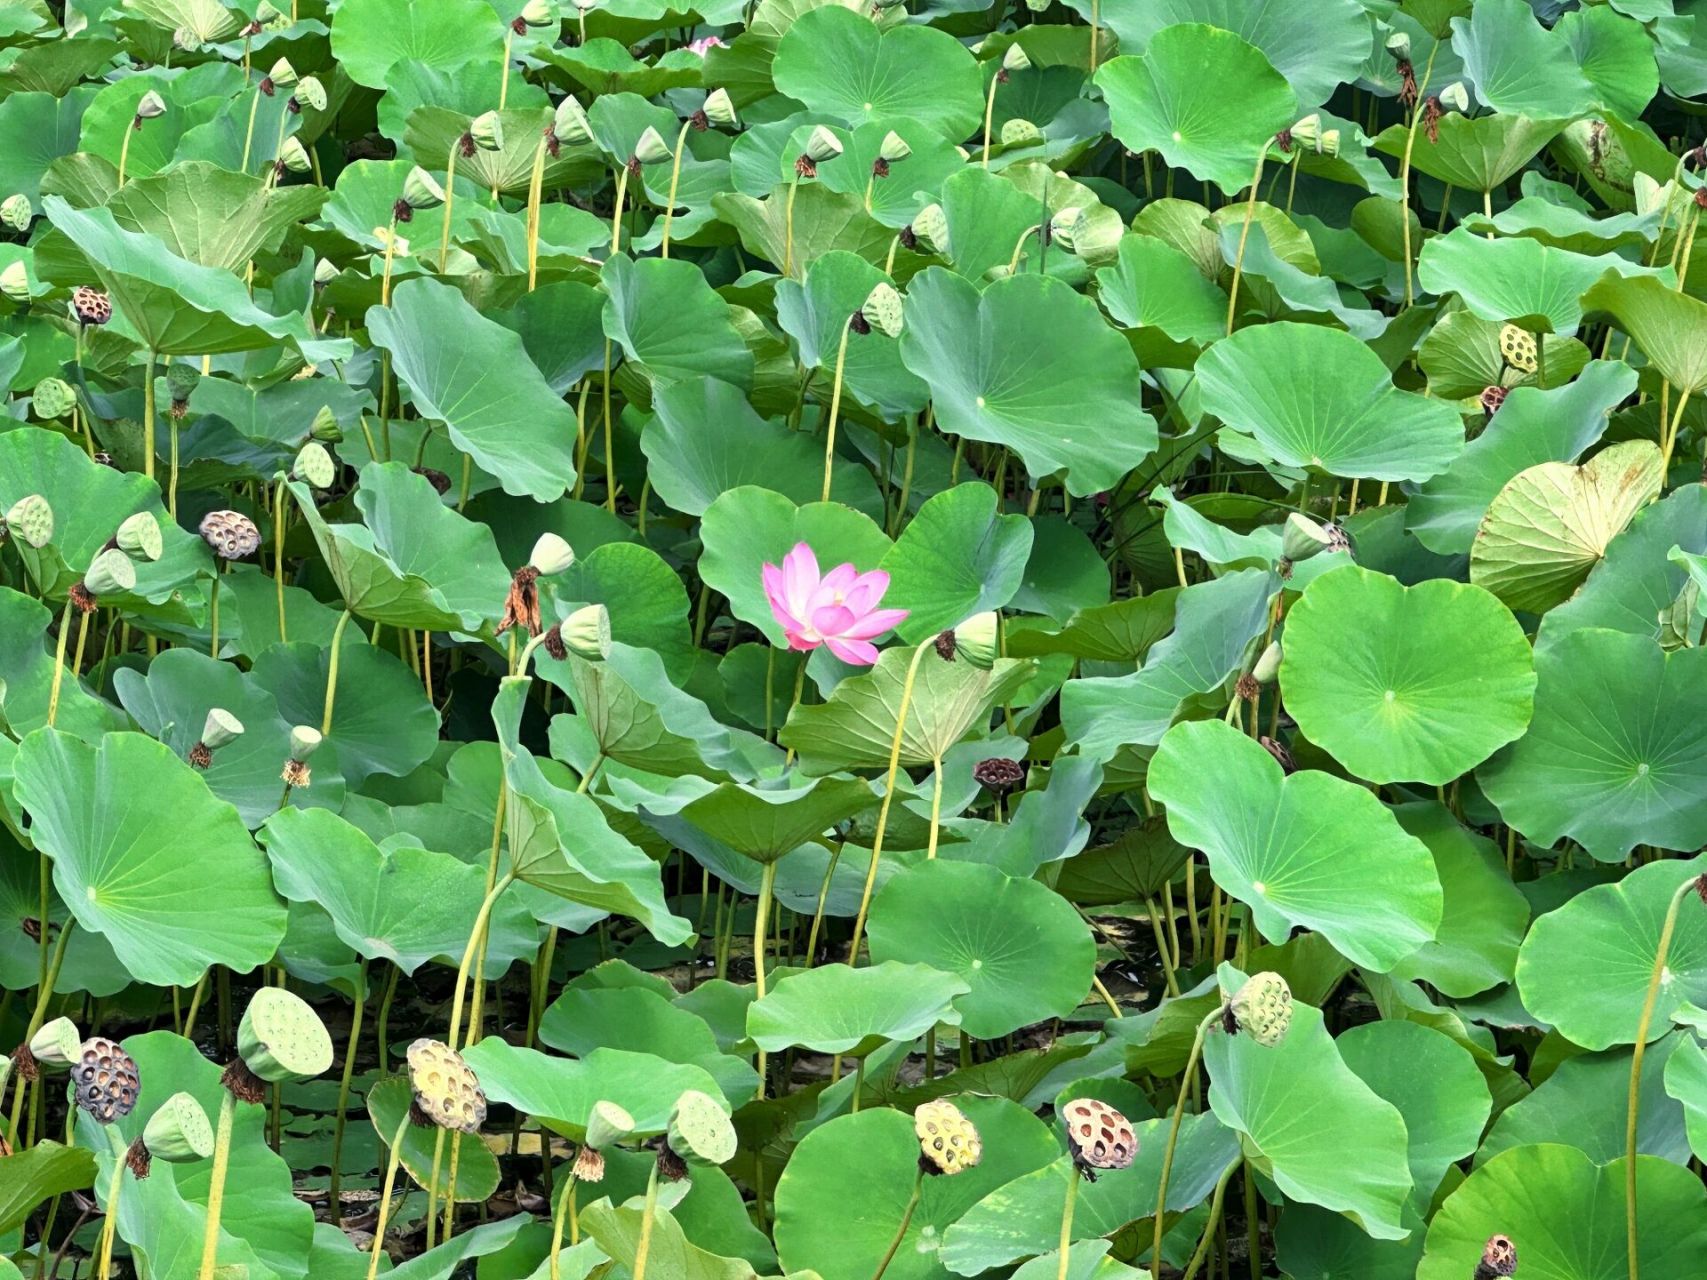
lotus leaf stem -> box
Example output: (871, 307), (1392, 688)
(602, 339), (616, 513)
(1179, 1157), (1240, 1280)
(1225, 146), (1267, 336)
(95, 1128), (126, 1280)
(1154, 1005), (1226, 1270)
(610, 164), (632, 256)
(326, 961), (367, 1224)
(526, 136), (550, 290)
(926, 756), (944, 859)
(1053, 1164), (1081, 1280)
(364, 1112), (413, 1280)
(871, 1164), (924, 1280)
(320, 608), (353, 734)
(981, 73), (1000, 169)
(660, 119), (695, 258)
(754, 859), (778, 1097)
(196, 1087), (239, 1280)
(549, 1169), (581, 1276)
(1397, 41), (1440, 308)
(440, 141), (460, 272)
(821, 315), (854, 502)
(632, 1156), (662, 1280)
(45, 597), (74, 728)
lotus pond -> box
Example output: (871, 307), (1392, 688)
(4, 0), (1707, 1278)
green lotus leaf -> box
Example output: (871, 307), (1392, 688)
(746, 960), (969, 1055)
(1419, 1144), (1707, 1280)
(677, 776), (875, 864)
(1005, 590), (1179, 665)
(404, 106), (575, 197)
(1054, 814), (1192, 906)
(1096, 25), (1296, 196)
(461, 1039), (725, 1140)
(1279, 565), (1535, 784)
(1664, 1033), (1707, 1163)
(579, 1199), (754, 1280)
(1151, 490), (1347, 585)
(76, 66), (239, 183)
(1273, 1206), (1424, 1280)
(14, 728), (288, 986)
(898, 267), (1156, 497)
(1470, 439), (1663, 615)
(492, 281), (608, 396)
(774, 250), (927, 421)
(867, 859), (1094, 1039)
(0, 824), (127, 998)
(1452, 0), (1595, 118)
(602, 254), (755, 394)
(365, 1075), (499, 1203)
(105, 161), (326, 272)
(539, 38), (707, 99)
(1205, 988), (1412, 1239)
(774, 1101), (1058, 1280)
(712, 182), (896, 280)
(1373, 114), (1567, 194)
(0, 588), (126, 742)
(1516, 853), (1707, 1050)
(878, 484), (1033, 643)
(771, 5), (982, 141)
(1096, 233), (1230, 366)
(0, 88), (96, 203)
(1417, 229), (1666, 336)
(1582, 271), (1707, 395)
(317, 156), (493, 253)
(1197, 321), (1462, 482)
(808, 120), (966, 233)
(1148, 719), (1444, 970)
(1460, 195), (1659, 256)
(367, 277), (579, 502)
(0, 1141), (95, 1237)
(538, 986), (760, 1106)
(1485, 1034), (1687, 1165)
(1418, 309), (1590, 401)
(331, 0), (506, 89)
(1216, 222), (1387, 340)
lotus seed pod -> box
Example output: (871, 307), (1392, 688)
(165, 360), (200, 404)
(265, 57), (298, 89)
(584, 1098), (635, 1149)
(293, 441), (335, 489)
(405, 1038), (488, 1134)
(200, 708), (245, 751)
(469, 110), (505, 153)
(1317, 129), (1341, 159)
(198, 509), (262, 560)
(1437, 81), (1470, 114)
(403, 166), (446, 212)
(0, 259), (31, 302)
(289, 724), (323, 761)
(1001, 42), (1031, 73)
(312, 257), (339, 287)
(1385, 30), (1411, 61)
(804, 125), (843, 164)
(277, 136), (313, 175)
(520, 0), (557, 25)
(950, 610), (1000, 670)
(83, 548), (136, 598)
(293, 76), (327, 112)
(529, 531), (575, 576)
(667, 1089), (737, 1166)
(71, 1037), (140, 1124)
(1474, 1234), (1517, 1280)
(238, 988), (333, 1084)
(142, 1091), (215, 1164)
(1060, 1097), (1136, 1177)
(1048, 206), (1084, 251)
(1498, 324), (1538, 375)
(111, 514), (159, 564)
(558, 604), (612, 660)
(877, 130), (910, 164)
(5, 494), (53, 548)
(0, 194), (31, 231)
(28, 1017), (82, 1072)
(972, 755), (1025, 794)
(134, 90), (167, 121)
(1229, 971), (1293, 1047)
(553, 96), (594, 146)
(861, 282), (904, 338)
(1288, 115), (1321, 151)
(1280, 512), (1333, 564)
(911, 203), (948, 255)
(632, 125), (673, 166)
(999, 118), (1042, 147)
(702, 88), (738, 130)
(70, 285), (111, 326)
(309, 404), (342, 441)
(31, 377), (75, 420)
(913, 1099), (982, 1175)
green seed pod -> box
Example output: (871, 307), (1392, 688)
(1048, 206), (1084, 252)
(1252, 641), (1282, 686)
(405, 1038), (487, 1134)
(803, 125), (843, 164)
(115, 512), (163, 563)
(166, 360), (200, 403)
(1, 194), (32, 232)
(860, 282), (904, 338)
(1001, 43), (1031, 73)
(667, 1089), (737, 1166)
(998, 118), (1042, 147)
(520, 0), (557, 26)
(584, 1098), (634, 1149)
(1437, 81), (1470, 114)
(312, 257), (339, 287)
(5, 494), (53, 548)
(469, 109), (505, 153)
(134, 90), (167, 121)
(293, 76), (327, 113)
(913, 1099), (982, 1175)
(200, 708), (245, 751)
(309, 404), (342, 441)
(0, 259), (32, 302)
(1281, 512), (1333, 563)
(702, 88), (738, 130)
(277, 136), (313, 174)
(289, 725), (323, 761)
(633, 125), (672, 166)
(1229, 971), (1293, 1047)
(265, 58), (298, 89)
(143, 1091), (215, 1163)
(1385, 30), (1411, 61)
(83, 549), (136, 599)
(529, 532), (575, 576)
(911, 203), (948, 255)
(553, 95), (594, 146)
(402, 166), (445, 211)
(948, 610), (999, 670)
(238, 987), (334, 1084)
(31, 377), (75, 420)
(1317, 129), (1341, 160)
(558, 603), (612, 660)
(293, 441), (335, 489)
(1288, 115), (1321, 152)
(29, 1017), (82, 1072)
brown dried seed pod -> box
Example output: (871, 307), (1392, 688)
(972, 756), (1026, 794)
(1474, 1233), (1517, 1280)
(198, 510), (261, 561)
(71, 286), (111, 326)
(71, 1037), (140, 1124)
(913, 1099), (982, 1176)
(1059, 1097), (1135, 1180)
(405, 1038), (487, 1134)
(1480, 385), (1509, 417)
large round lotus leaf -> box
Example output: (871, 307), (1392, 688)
(745, 960), (969, 1056)
(12, 728), (287, 987)
(1451, 0), (1594, 119)
(1461, 197), (1662, 257)
(773, 1100), (1058, 1280)
(898, 267), (1156, 498)
(107, 162), (326, 272)
(1582, 272), (1707, 395)
(866, 860), (1096, 1039)
(601, 255), (755, 392)
(1196, 322), (1463, 483)
(1516, 854), (1707, 1051)
(878, 484), (1033, 643)
(1095, 25), (1297, 196)
(1419, 1144), (1707, 1280)
(1096, 233), (1229, 364)
(1470, 439), (1664, 615)
(1148, 719), (1444, 971)
(330, 0), (504, 89)
(1665, 1034), (1707, 1163)
(775, 251), (927, 421)
(771, 5), (982, 142)
(538, 985), (758, 1106)
(1275, 1205), (1425, 1280)
(1479, 630), (1707, 862)
(462, 1039), (725, 1141)
(1485, 1034), (1688, 1166)
(676, 776), (876, 864)
(1373, 113), (1568, 194)
(1205, 992), (1412, 1240)
(365, 1075), (498, 1203)
(0, 588), (127, 742)
(1280, 566), (1535, 784)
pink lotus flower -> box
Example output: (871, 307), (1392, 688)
(687, 35), (726, 56)
(762, 542), (907, 666)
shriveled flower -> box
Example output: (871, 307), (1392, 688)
(72, 1037), (140, 1124)
(1227, 971), (1293, 1047)
(761, 541), (907, 666)
(1474, 1234), (1517, 1280)
(199, 510), (261, 560)
(282, 724), (321, 789)
(1259, 734), (1295, 773)
(914, 1099), (982, 1175)
(1060, 1098), (1136, 1180)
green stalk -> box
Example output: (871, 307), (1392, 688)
(274, 478), (289, 641)
(209, 574), (222, 659)
(753, 860), (778, 1098)
(632, 1158), (663, 1280)
(609, 164), (632, 256)
(1179, 1159), (1240, 1280)
(1224, 146), (1268, 335)
(44, 597), (74, 729)
(364, 1114), (413, 1280)
(143, 350), (157, 481)
(526, 136), (550, 290)
(320, 609), (353, 734)
(821, 317), (854, 502)
(96, 1129), (126, 1280)
(195, 1089), (239, 1280)
(783, 174), (801, 278)
(326, 961), (367, 1225)
(871, 1164), (924, 1280)
(5, 919), (74, 1148)
(981, 73), (1000, 169)
(1054, 1166), (1081, 1280)
(240, 85), (263, 174)
(1153, 1006), (1225, 1270)
(925, 757), (944, 859)
(1398, 41), (1441, 308)
(549, 1171), (582, 1275)
(439, 141), (460, 272)
(660, 119), (694, 258)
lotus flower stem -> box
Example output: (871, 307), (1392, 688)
(981, 74), (1000, 168)
(660, 119), (694, 258)
(1676, 204), (1702, 293)
(439, 142), (460, 272)
(753, 860), (778, 1098)
(1397, 41), (1440, 307)
(1154, 1005), (1226, 1271)
(209, 574), (221, 658)
(441, 1131), (464, 1241)
(803, 839), (845, 969)
(1179, 1158), (1240, 1280)
(274, 478), (289, 642)
(447, 873), (517, 1051)
(241, 85), (263, 174)
(1225, 147), (1267, 336)
(1627, 875), (1699, 1280)
(602, 339), (616, 513)
(4, 918), (72, 1147)
(380, 216), (399, 306)
(117, 122), (135, 188)
(1146, 897), (1181, 997)
(871, 1164), (924, 1280)
(549, 1170), (582, 1274)
(526, 136), (550, 289)
(847, 639), (936, 964)
(320, 608), (353, 734)
(45, 597), (74, 727)
(821, 317), (854, 502)
(1242, 1163), (1261, 1280)
(326, 962), (367, 1225)
(1661, 388), (1691, 477)
(364, 1112), (412, 1280)
(609, 165), (632, 255)
(1481, 188), (1493, 238)
(1053, 1165), (1081, 1280)
(1088, 0), (1100, 72)
(196, 1089), (239, 1280)
(95, 1128), (126, 1280)
(783, 175), (801, 277)
(1005, 224), (1040, 275)
(500, 29), (514, 109)
(926, 756), (944, 859)
(632, 1157), (662, 1280)
(142, 349), (157, 480)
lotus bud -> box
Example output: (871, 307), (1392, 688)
(939, 610), (999, 669)
(632, 126), (672, 166)
(804, 125), (843, 164)
(913, 1099), (982, 1175)
(528, 532), (575, 576)
(1288, 115), (1321, 152)
(115, 512), (163, 563)
(910, 202), (948, 255)
(1, 259), (31, 302)
(554, 603), (612, 660)
(470, 109), (505, 153)
(1228, 971), (1293, 1047)
(312, 257), (339, 287)
(1000, 43), (1031, 75)
(0, 194), (31, 231)
(877, 130), (911, 165)
(402, 166), (446, 212)
(1252, 640), (1282, 685)
(1385, 30), (1411, 61)
(200, 708), (244, 751)
(292, 76), (327, 113)
(70, 285), (111, 326)
(405, 1038), (487, 1133)
(133, 90), (166, 123)
(1048, 206), (1084, 251)
(520, 0), (557, 26)
(1281, 512), (1333, 564)
(4, 494), (53, 548)
(71, 1037), (139, 1124)
(999, 118), (1041, 147)
(666, 1089), (737, 1167)
(293, 441), (335, 489)
(81, 548), (136, 600)
(702, 88), (738, 130)
(1474, 1235), (1517, 1280)
(29, 1017), (82, 1072)
(1059, 1098), (1136, 1180)
(553, 96), (594, 146)
(263, 58), (297, 92)
(1438, 81), (1469, 114)
(276, 136), (313, 175)
(136, 1091), (215, 1172)
(309, 404), (342, 441)
(237, 988), (332, 1087)
(31, 377), (75, 420)
(584, 1098), (634, 1149)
